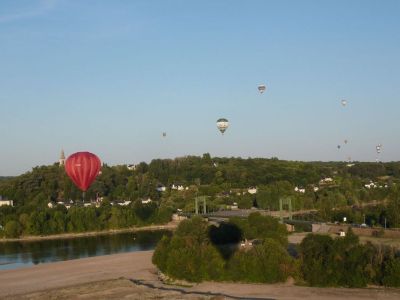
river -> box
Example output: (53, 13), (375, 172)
(0, 230), (170, 271)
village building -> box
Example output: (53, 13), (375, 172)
(171, 184), (186, 191)
(0, 199), (13, 207)
(248, 187), (257, 194)
(118, 200), (132, 206)
(156, 185), (166, 192)
(59, 149), (65, 166)
(127, 164), (136, 171)
(319, 177), (333, 185)
(141, 198), (152, 204)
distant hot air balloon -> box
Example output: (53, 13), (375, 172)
(337, 145), (341, 150)
(216, 118), (229, 135)
(341, 99), (347, 107)
(376, 144), (382, 154)
(162, 132), (166, 137)
(65, 152), (101, 192)
(344, 139), (348, 144)
(258, 84), (267, 94)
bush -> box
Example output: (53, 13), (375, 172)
(383, 257), (400, 287)
(152, 217), (225, 282)
(227, 238), (294, 283)
(152, 235), (171, 272)
(4, 220), (22, 238)
(300, 230), (374, 288)
(152, 215), (293, 283)
(299, 234), (337, 286)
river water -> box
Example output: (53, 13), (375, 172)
(0, 230), (170, 271)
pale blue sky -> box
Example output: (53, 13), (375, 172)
(1, 0), (399, 175)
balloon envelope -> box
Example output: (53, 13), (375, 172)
(216, 118), (229, 134)
(258, 84), (266, 94)
(65, 152), (101, 191)
(341, 99), (347, 106)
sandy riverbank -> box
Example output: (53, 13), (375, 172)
(1, 250), (400, 299)
(0, 222), (179, 243)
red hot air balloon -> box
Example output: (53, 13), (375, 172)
(65, 152), (101, 192)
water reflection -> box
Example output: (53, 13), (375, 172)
(0, 230), (170, 270)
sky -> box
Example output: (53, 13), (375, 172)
(0, 0), (399, 176)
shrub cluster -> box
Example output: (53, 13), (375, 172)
(153, 215), (400, 288)
(153, 213), (294, 283)
(299, 229), (400, 287)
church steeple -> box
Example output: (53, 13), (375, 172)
(59, 149), (65, 166)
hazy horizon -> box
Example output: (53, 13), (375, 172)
(1, 0), (399, 176)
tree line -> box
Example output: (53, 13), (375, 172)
(0, 201), (172, 238)
(153, 213), (400, 287)
(1, 155), (400, 237)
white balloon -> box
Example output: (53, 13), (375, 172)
(216, 118), (229, 134)
(258, 84), (267, 94)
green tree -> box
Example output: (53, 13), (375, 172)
(152, 235), (171, 272)
(227, 238), (293, 283)
(299, 234), (337, 286)
(383, 257), (400, 287)
(4, 220), (22, 238)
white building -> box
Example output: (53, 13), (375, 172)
(365, 182), (377, 189)
(118, 200), (132, 206)
(0, 200), (13, 207)
(141, 198), (152, 204)
(59, 149), (65, 166)
(127, 164), (136, 171)
(171, 184), (185, 191)
(48, 202), (54, 208)
(319, 178), (333, 184)
(248, 187), (257, 194)
(228, 202), (238, 210)
(156, 185), (166, 192)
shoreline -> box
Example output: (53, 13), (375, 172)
(0, 221), (179, 243)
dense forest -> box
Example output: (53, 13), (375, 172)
(153, 214), (400, 287)
(1, 155), (400, 237)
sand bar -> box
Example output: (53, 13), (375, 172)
(0, 250), (156, 298)
(1, 250), (400, 299)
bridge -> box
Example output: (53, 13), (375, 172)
(181, 208), (318, 222)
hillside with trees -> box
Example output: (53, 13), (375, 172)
(1, 155), (400, 238)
